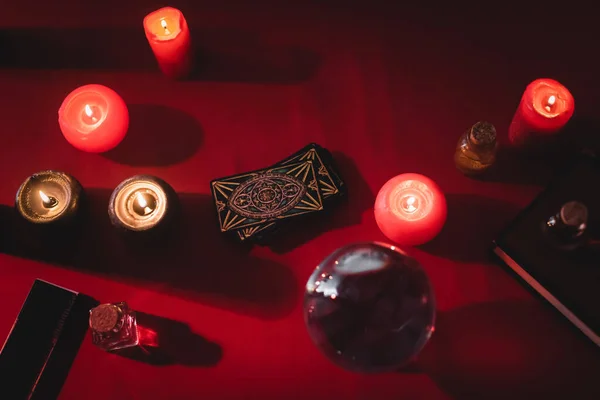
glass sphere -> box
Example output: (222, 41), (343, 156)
(303, 242), (436, 373)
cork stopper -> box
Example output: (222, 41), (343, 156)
(560, 201), (588, 227)
(469, 121), (496, 146)
(89, 304), (121, 333)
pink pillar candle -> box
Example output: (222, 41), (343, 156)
(509, 78), (575, 147)
(58, 84), (129, 153)
(143, 7), (193, 79)
(374, 173), (447, 246)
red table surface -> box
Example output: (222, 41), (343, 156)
(2, 2), (600, 399)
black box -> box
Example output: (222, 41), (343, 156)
(493, 153), (600, 346)
(0, 279), (98, 399)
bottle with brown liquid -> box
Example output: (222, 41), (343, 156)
(454, 121), (498, 175)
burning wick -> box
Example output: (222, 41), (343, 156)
(39, 190), (58, 209)
(545, 95), (556, 112)
(136, 192), (155, 216)
(160, 19), (171, 35)
(84, 104), (98, 123)
(404, 196), (417, 213)
(399, 195), (419, 214)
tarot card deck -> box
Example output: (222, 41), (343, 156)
(210, 143), (346, 243)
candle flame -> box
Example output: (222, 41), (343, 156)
(544, 95), (557, 112)
(136, 192), (148, 209)
(84, 104), (93, 117)
(160, 18), (171, 35)
(39, 190), (51, 203)
(405, 196), (417, 213)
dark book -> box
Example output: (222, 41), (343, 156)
(493, 153), (600, 346)
(0, 279), (98, 399)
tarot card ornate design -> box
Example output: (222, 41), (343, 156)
(278, 144), (342, 199)
(211, 160), (323, 233)
(234, 143), (347, 242)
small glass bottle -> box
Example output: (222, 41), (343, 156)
(454, 121), (498, 175)
(542, 201), (588, 250)
(89, 302), (139, 351)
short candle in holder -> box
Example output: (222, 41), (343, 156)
(143, 7), (193, 79)
(58, 84), (129, 153)
(509, 78), (575, 147)
(15, 170), (83, 225)
(374, 173), (447, 246)
(108, 175), (176, 232)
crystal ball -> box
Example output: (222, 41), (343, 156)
(303, 242), (436, 373)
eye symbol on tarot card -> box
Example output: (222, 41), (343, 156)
(228, 173), (306, 219)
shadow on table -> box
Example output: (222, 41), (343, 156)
(0, 192), (299, 321)
(469, 146), (554, 186)
(416, 300), (600, 399)
(102, 104), (204, 167)
(0, 27), (320, 84)
(473, 115), (600, 186)
(116, 312), (222, 367)
(418, 194), (519, 264)
(267, 151), (375, 253)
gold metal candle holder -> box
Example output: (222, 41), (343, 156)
(108, 175), (175, 232)
(15, 170), (83, 224)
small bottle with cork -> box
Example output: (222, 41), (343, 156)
(542, 201), (589, 251)
(454, 121), (498, 175)
(89, 302), (139, 351)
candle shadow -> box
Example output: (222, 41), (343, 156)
(0, 191), (299, 320)
(102, 104), (204, 167)
(266, 152), (374, 253)
(416, 300), (600, 399)
(114, 311), (222, 367)
(0, 28), (156, 70)
(188, 28), (321, 84)
(0, 27), (320, 84)
(417, 194), (519, 263)
(474, 116), (600, 186)
(468, 146), (554, 186)
(556, 115), (600, 158)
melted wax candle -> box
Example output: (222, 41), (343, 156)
(58, 84), (129, 153)
(143, 7), (193, 79)
(509, 78), (575, 147)
(374, 173), (447, 246)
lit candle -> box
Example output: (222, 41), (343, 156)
(58, 84), (129, 153)
(108, 175), (176, 232)
(509, 78), (575, 147)
(15, 170), (83, 224)
(374, 173), (447, 246)
(143, 7), (193, 79)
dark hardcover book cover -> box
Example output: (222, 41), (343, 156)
(493, 153), (600, 346)
(0, 279), (98, 399)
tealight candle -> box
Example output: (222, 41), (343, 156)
(374, 173), (447, 246)
(58, 84), (129, 153)
(15, 170), (83, 224)
(143, 7), (193, 79)
(108, 175), (176, 232)
(509, 78), (575, 147)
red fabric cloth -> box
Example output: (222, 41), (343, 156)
(1, 2), (600, 399)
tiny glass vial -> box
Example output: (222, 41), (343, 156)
(454, 121), (498, 175)
(89, 302), (139, 351)
(542, 201), (588, 250)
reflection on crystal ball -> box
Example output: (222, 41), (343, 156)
(303, 242), (436, 373)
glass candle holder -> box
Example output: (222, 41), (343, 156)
(108, 175), (176, 233)
(15, 170), (83, 225)
(304, 242), (436, 373)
